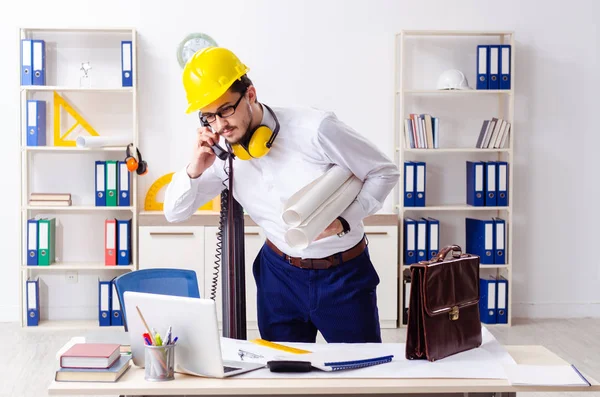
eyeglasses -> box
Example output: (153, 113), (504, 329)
(199, 91), (246, 125)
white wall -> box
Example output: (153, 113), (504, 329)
(0, 0), (598, 322)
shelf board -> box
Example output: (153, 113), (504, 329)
(27, 319), (124, 331)
(401, 148), (510, 153)
(400, 204), (510, 212)
(22, 263), (134, 271)
(400, 89), (513, 95)
(399, 30), (514, 37)
(24, 205), (134, 211)
(23, 146), (126, 152)
(20, 86), (133, 92)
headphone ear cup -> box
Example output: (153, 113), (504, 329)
(136, 161), (148, 175)
(126, 157), (138, 172)
(247, 126), (273, 158)
(231, 143), (252, 160)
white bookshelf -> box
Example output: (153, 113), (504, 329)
(18, 27), (139, 328)
(394, 30), (515, 327)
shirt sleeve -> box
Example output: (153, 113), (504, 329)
(163, 163), (225, 223)
(316, 112), (400, 230)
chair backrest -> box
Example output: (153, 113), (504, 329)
(114, 268), (200, 331)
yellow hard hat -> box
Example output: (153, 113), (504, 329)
(182, 47), (250, 114)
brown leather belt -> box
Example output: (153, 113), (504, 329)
(265, 237), (367, 270)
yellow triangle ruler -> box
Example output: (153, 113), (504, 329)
(53, 91), (99, 146)
(144, 172), (220, 212)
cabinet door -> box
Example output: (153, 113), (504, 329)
(364, 226), (398, 328)
(138, 226), (205, 292)
(204, 226), (265, 330)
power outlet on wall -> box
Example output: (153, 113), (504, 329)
(66, 271), (78, 283)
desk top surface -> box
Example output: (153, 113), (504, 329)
(48, 345), (600, 396)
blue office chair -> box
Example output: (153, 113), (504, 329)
(113, 268), (200, 331)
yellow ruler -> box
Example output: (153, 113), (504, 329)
(144, 173), (174, 211)
(53, 91), (99, 146)
(250, 339), (312, 354)
(144, 172), (220, 212)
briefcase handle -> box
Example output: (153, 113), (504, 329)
(434, 245), (463, 262)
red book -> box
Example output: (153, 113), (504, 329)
(60, 343), (120, 369)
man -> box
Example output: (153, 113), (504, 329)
(164, 47), (399, 343)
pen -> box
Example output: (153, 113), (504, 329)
(155, 333), (163, 346)
(166, 326), (172, 345)
(172, 336), (178, 345)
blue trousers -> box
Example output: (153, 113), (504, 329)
(252, 239), (382, 343)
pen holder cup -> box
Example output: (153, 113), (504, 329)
(144, 344), (175, 382)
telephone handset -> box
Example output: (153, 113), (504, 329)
(200, 118), (230, 161)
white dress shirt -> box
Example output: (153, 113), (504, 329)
(164, 104), (400, 259)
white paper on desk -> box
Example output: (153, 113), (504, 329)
(231, 326), (513, 379)
(504, 364), (591, 386)
(282, 165), (352, 227)
(285, 176), (363, 249)
(219, 337), (281, 365)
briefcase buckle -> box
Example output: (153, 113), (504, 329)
(449, 306), (459, 321)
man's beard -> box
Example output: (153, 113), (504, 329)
(226, 115), (253, 145)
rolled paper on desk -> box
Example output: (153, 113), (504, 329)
(282, 165), (353, 227)
(284, 175), (363, 249)
(75, 135), (130, 148)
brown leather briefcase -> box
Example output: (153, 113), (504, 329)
(405, 245), (482, 362)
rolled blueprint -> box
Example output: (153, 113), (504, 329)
(284, 175), (363, 249)
(75, 135), (131, 148)
(282, 165), (353, 227)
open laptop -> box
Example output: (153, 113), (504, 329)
(123, 291), (265, 378)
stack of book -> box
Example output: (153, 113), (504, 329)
(404, 113), (439, 149)
(29, 193), (71, 207)
(475, 118), (510, 149)
(55, 343), (131, 382)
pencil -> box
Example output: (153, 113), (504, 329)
(136, 305), (155, 345)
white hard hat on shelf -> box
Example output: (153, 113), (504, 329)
(436, 69), (472, 90)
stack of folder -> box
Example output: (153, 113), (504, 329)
(476, 44), (511, 90)
(475, 118), (510, 149)
(104, 218), (132, 266)
(466, 161), (508, 207)
(403, 161), (426, 207)
(21, 39), (46, 86)
(98, 279), (124, 326)
(404, 113), (439, 148)
(479, 275), (509, 324)
(403, 217), (439, 265)
(95, 160), (131, 207)
(465, 217), (506, 265)
(29, 193), (71, 207)
(26, 217), (56, 266)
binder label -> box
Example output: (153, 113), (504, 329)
(27, 282), (37, 309)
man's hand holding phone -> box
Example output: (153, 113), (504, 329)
(186, 126), (221, 179)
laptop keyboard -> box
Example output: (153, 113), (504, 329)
(224, 366), (241, 373)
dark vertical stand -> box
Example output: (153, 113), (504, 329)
(220, 155), (247, 340)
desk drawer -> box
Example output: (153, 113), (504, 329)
(139, 226), (205, 288)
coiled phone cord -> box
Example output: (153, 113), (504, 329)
(210, 156), (232, 301)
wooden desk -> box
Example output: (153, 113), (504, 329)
(48, 345), (600, 396)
